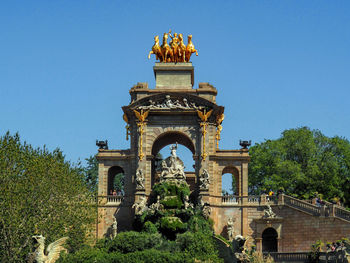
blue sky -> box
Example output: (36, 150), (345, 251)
(1, 1), (349, 188)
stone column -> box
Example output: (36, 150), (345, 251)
(256, 238), (262, 253)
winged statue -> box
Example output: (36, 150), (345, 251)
(133, 109), (150, 122)
(197, 109), (213, 122)
(32, 235), (68, 263)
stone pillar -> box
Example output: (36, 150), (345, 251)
(241, 162), (249, 237)
(256, 238), (262, 253)
(98, 162), (106, 196)
(241, 161), (249, 196)
(153, 62), (194, 89)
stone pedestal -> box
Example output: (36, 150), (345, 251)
(153, 62), (194, 89)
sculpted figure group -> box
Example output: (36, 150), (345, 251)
(148, 30), (198, 63)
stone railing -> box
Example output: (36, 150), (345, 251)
(265, 251), (348, 263)
(334, 205), (350, 222)
(97, 195), (124, 205)
(264, 252), (309, 262)
(222, 195), (239, 204)
(283, 195), (321, 216)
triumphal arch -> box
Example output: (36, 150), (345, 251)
(96, 32), (350, 253)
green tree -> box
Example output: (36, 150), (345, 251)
(84, 155), (98, 193)
(0, 132), (96, 262)
(248, 127), (350, 206)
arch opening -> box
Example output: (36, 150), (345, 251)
(151, 131), (196, 189)
(108, 166), (124, 195)
(222, 166), (239, 196)
(262, 227), (278, 252)
(151, 131), (195, 157)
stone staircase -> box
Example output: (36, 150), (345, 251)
(282, 194), (350, 222)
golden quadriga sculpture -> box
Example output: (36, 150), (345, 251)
(148, 30), (198, 63)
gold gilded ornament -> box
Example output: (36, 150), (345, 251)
(148, 30), (198, 63)
(215, 113), (225, 149)
(133, 109), (150, 160)
(197, 109), (213, 160)
(185, 35), (198, 62)
(123, 113), (131, 141)
(148, 35), (163, 62)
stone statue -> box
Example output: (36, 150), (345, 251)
(202, 203), (211, 219)
(135, 169), (145, 190)
(170, 142), (178, 158)
(199, 169), (210, 190)
(227, 217), (235, 241)
(264, 205), (276, 218)
(32, 235), (68, 263)
(184, 195), (194, 210)
(149, 195), (164, 212)
(159, 143), (186, 183)
(111, 216), (118, 239)
(132, 196), (147, 215)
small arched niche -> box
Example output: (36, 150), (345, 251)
(107, 166), (124, 195)
(262, 227), (278, 252)
(221, 166), (240, 196)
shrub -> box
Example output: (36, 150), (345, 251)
(176, 232), (223, 262)
(142, 221), (158, 234)
(106, 231), (162, 253)
(160, 216), (187, 240)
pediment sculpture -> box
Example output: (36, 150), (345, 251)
(138, 95), (204, 111)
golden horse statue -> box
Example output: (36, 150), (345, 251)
(185, 35), (198, 62)
(161, 32), (174, 62)
(148, 35), (163, 62)
(149, 31), (198, 63)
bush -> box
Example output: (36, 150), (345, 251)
(142, 221), (158, 234)
(176, 232), (223, 262)
(152, 182), (190, 204)
(57, 248), (112, 263)
(107, 231), (162, 253)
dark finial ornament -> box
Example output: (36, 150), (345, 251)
(96, 140), (108, 150)
(239, 140), (251, 149)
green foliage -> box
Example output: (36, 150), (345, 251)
(176, 232), (223, 262)
(0, 132), (96, 263)
(106, 231), (162, 253)
(249, 127), (350, 205)
(142, 221), (158, 234)
(159, 217), (187, 239)
(152, 182), (190, 202)
(187, 213), (214, 235)
(62, 179), (222, 263)
(161, 196), (183, 209)
(58, 248), (195, 263)
(113, 172), (124, 193)
(84, 155), (98, 193)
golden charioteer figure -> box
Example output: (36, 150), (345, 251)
(148, 30), (198, 63)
